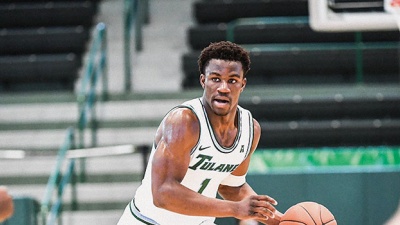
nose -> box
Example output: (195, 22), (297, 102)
(217, 81), (230, 93)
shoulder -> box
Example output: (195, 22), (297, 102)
(252, 118), (261, 135)
(155, 107), (200, 147)
(250, 118), (261, 153)
(238, 105), (260, 136)
(164, 107), (199, 128)
(164, 98), (203, 124)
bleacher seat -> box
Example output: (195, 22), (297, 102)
(239, 95), (400, 122)
(0, 2), (97, 28)
(182, 42), (400, 88)
(183, 0), (400, 149)
(193, 0), (308, 24)
(183, 1), (400, 89)
(0, 26), (89, 55)
(259, 119), (400, 148)
(0, 54), (79, 91)
(187, 17), (400, 50)
(236, 90), (400, 148)
(0, 0), (98, 92)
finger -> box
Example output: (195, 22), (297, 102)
(253, 206), (276, 218)
(249, 203), (276, 219)
(254, 214), (270, 223)
(255, 195), (278, 205)
(250, 199), (277, 214)
(253, 212), (270, 221)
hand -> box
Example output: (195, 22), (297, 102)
(235, 195), (278, 222)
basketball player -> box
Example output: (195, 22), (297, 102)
(118, 41), (282, 225)
(0, 186), (14, 222)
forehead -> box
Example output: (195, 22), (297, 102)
(205, 59), (243, 75)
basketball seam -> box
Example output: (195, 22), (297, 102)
(280, 219), (308, 225)
(299, 204), (317, 225)
(319, 204), (323, 224)
(324, 218), (336, 224)
(320, 204), (336, 225)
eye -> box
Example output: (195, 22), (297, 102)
(229, 79), (238, 84)
(212, 77), (220, 82)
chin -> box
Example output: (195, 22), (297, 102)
(215, 112), (229, 116)
(212, 108), (230, 116)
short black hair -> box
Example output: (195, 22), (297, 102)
(197, 41), (251, 77)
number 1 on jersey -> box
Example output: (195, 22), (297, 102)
(198, 178), (211, 194)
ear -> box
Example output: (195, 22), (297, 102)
(200, 74), (205, 89)
(240, 78), (247, 92)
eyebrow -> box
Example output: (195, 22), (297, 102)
(229, 73), (241, 78)
(208, 72), (241, 78)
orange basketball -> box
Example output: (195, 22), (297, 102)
(279, 201), (337, 225)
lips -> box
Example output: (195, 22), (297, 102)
(213, 96), (230, 106)
(215, 99), (229, 103)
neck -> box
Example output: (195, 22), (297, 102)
(205, 106), (239, 148)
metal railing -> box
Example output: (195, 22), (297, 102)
(40, 22), (109, 225)
(39, 140), (149, 225)
(40, 128), (77, 225)
(37, 2), (154, 220)
(123, 0), (149, 92)
(77, 22), (108, 182)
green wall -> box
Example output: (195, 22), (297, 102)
(217, 147), (400, 225)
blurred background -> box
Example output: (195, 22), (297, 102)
(0, 0), (400, 224)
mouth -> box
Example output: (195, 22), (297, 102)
(213, 97), (230, 105)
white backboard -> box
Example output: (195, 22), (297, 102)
(309, 0), (399, 32)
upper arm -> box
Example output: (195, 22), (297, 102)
(151, 108), (200, 192)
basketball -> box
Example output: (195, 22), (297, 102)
(279, 201), (337, 225)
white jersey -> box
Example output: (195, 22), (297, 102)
(129, 98), (254, 225)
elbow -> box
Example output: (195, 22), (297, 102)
(152, 185), (171, 209)
(152, 191), (165, 208)
(152, 196), (166, 209)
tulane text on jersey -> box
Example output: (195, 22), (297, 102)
(189, 154), (240, 172)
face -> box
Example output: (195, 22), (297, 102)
(200, 59), (247, 116)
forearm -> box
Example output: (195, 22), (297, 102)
(218, 183), (256, 201)
(153, 181), (239, 218)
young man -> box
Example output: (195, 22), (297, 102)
(118, 41), (282, 225)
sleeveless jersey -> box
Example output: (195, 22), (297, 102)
(133, 98), (254, 225)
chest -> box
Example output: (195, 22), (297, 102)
(188, 140), (249, 174)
